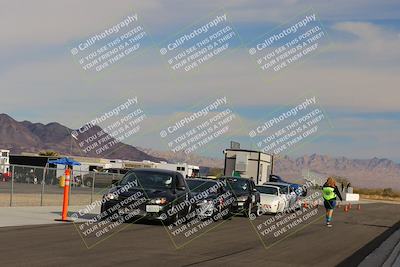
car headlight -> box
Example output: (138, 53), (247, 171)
(149, 197), (168, 205)
(104, 193), (118, 200)
(237, 196), (248, 202)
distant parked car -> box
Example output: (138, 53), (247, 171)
(186, 178), (233, 221)
(269, 175), (307, 197)
(219, 177), (260, 217)
(255, 185), (286, 215)
(263, 182), (298, 211)
(82, 168), (129, 187)
(1, 172), (11, 182)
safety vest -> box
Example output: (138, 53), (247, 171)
(322, 187), (336, 200)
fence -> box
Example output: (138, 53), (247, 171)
(0, 164), (123, 207)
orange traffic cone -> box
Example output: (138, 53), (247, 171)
(344, 204), (349, 212)
(349, 203), (352, 209)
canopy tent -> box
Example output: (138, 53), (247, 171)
(48, 157), (81, 166)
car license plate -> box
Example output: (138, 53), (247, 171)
(146, 205), (160, 213)
(238, 202), (244, 206)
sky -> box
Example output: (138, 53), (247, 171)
(0, 0), (399, 161)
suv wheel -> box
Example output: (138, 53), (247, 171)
(84, 178), (93, 187)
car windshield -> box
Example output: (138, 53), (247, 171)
(119, 171), (174, 189)
(276, 184), (289, 194)
(256, 186), (278, 196)
(187, 180), (219, 193)
(226, 179), (249, 194)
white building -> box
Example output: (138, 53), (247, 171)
(0, 149), (10, 174)
(223, 149), (273, 185)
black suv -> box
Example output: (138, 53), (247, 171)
(219, 177), (260, 217)
(186, 178), (234, 221)
(101, 168), (194, 224)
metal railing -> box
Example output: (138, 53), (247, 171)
(0, 164), (123, 207)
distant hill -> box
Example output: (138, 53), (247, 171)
(274, 154), (400, 190)
(1, 113), (399, 189)
(0, 113), (163, 162)
(141, 147), (400, 190)
(138, 147), (224, 168)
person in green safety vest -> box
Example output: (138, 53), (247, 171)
(322, 177), (343, 227)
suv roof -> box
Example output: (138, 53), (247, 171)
(264, 182), (290, 186)
(125, 168), (182, 176)
(256, 184), (280, 189)
(186, 178), (218, 183)
(220, 176), (252, 181)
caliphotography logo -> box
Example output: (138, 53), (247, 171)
(158, 9), (242, 76)
(69, 12), (151, 81)
(247, 8), (332, 81)
(248, 94), (333, 158)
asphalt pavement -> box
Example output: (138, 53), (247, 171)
(0, 203), (399, 267)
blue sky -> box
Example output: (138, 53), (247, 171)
(0, 0), (399, 162)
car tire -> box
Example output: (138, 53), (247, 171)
(165, 205), (180, 226)
(84, 178), (93, 187)
(222, 208), (232, 220)
(256, 204), (264, 217)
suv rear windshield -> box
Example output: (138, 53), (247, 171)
(265, 184), (288, 194)
(187, 180), (219, 193)
(256, 186), (278, 196)
(226, 178), (249, 194)
(119, 172), (174, 189)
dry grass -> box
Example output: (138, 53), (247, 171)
(355, 187), (400, 202)
(359, 194), (400, 202)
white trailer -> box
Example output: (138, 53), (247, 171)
(155, 162), (200, 177)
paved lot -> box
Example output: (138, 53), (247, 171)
(0, 205), (100, 227)
(0, 181), (102, 194)
(0, 203), (399, 267)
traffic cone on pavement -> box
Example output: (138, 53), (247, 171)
(357, 204), (361, 210)
(344, 204), (349, 212)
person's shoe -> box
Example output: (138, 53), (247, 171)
(326, 222), (332, 227)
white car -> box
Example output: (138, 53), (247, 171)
(263, 182), (298, 211)
(256, 185), (286, 214)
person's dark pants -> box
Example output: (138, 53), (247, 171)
(324, 200), (336, 223)
(324, 200), (336, 210)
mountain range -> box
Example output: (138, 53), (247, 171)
(0, 113), (162, 162)
(140, 147), (400, 190)
(0, 113), (399, 189)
